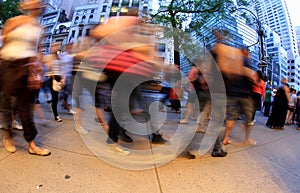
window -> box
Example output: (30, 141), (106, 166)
(132, 0), (139, 7)
(74, 16), (79, 24)
(122, 0), (129, 6)
(81, 16), (86, 23)
(71, 30), (75, 38)
(112, 0), (119, 6)
(88, 15), (94, 23)
(102, 6), (107, 12)
(86, 29), (90, 36)
(158, 43), (166, 52)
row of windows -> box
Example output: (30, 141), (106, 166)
(74, 15), (94, 24)
(76, 9), (95, 15)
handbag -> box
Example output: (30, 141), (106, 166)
(27, 62), (43, 90)
(52, 79), (63, 92)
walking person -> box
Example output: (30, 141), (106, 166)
(0, 0), (50, 155)
(179, 64), (201, 124)
(169, 80), (183, 113)
(263, 87), (273, 117)
(214, 37), (256, 146)
(250, 70), (265, 125)
(266, 78), (290, 129)
(294, 91), (300, 126)
(285, 88), (297, 125)
(44, 42), (64, 122)
(58, 43), (76, 115)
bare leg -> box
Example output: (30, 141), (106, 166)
(222, 119), (235, 144)
(242, 124), (256, 145)
(73, 107), (82, 129)
(95, 107), (109, 133)
(179, 102), (193, 123)
(33, 104), (44, 120)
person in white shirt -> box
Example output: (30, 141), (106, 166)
(0, 0), (50, 156)
(286, 88), (297, 125)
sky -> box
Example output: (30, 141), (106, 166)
(286, 0), (300, 26)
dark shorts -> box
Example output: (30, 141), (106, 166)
(226, 96), (254, 124)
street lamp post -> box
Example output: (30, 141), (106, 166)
(233, 7), (268, 77)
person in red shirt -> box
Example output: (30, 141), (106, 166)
(250, 70), (266, 125)
(169, 80), (183, 113)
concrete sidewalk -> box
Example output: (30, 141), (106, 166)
(0, 101), (300, 193)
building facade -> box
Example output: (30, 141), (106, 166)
(295, 26), (300, 56)
(255, 0), (300, 90)
(264, 25), (288, 87)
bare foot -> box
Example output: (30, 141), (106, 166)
(222, 139), (231, 145)
(242, 139), (257, 146)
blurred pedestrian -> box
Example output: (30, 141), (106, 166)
(87, 16), (167, 155)
(213, 31), (256, 147)
(294, 91), (300, 125)
(250, 70), (265, 125)
(266, 78), (289, 129)
(44, 42), (64, 122)
(179, 64), (201, 124)
(263, 87), (273, 117)
(285, 88), (297, 125)
(58, 43), (76, 115)
(0, 0), (50, 155)
(169, 80), (183, 113)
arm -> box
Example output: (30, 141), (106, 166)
(2, 15), (35, 41)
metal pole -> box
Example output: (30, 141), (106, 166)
(234, 7), (267, 78)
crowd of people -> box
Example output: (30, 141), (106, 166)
(1, 0), (299, 160)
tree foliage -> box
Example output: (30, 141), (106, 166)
(151, 0), (250, 66)
(0, 0), (22, 26)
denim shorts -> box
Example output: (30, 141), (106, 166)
(226, 96), (254, 124)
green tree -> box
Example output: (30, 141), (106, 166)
(151, 0), (249, 66)
(0, 0), (22, 26)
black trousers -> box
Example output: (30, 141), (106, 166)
(0, 58), (37, 142)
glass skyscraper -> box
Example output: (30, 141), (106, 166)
(255, 0), (300, 89)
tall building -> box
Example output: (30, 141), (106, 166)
(295, 26), (300, 56)
(264, 25), (288, 87)
(255, 0), (300, 89)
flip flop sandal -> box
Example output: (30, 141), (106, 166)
(29, 147), (51, 156)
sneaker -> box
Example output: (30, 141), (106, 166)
(41, 119), (51, 125)
(118, 129), (133, 142)
(75, 127), (90, 135)
(151, 133), (168, 144)
(186, 151), (196, 159)
(67, 109), (76, 115)
(106, 144), (130, 156)
(211, 149), (228, 157)
(12, 120), (23, 131)
(55, 116), (63, 122)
